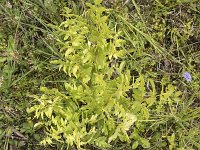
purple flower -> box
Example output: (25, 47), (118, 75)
(183, 72), (192, 82)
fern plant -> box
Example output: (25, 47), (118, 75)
(27, 1), (154, 149)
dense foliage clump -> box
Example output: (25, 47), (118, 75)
(0, 0), (199, 149)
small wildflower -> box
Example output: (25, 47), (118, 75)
(183, 72), (192, 82)
(6, 2), (12, 8)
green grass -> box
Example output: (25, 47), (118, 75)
(0, 0), (199, 149)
